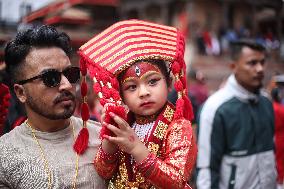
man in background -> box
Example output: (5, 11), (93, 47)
(196, 39), (276, 189)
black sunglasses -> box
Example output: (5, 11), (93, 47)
(17, 66), (80, 88)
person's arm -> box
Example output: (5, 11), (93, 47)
(135, 119), (197, 189)
(93, 140), (119, 179)
(103, 113), (197, 188)
(196, 107), (225, 189)
(93, 106), (123, 179)
(95, 112), (151, 180)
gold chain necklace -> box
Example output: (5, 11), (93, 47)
(25, 119), (80, 189)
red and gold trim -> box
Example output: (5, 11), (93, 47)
(121, 62), (161, 84)
(108, 102), (175, 188)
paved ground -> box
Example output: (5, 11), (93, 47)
(189, 55), (284, 94)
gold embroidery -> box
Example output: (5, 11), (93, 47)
(135, 172), (145, 183)
(114, 55), (173, 75)
(148, 142), (159, 155)
(163, 105), (174, 122)
(106, 49), (175, 71)
(153, 121), (168, 140)
(119, 162), (128, 181)
(113, 153), (147, 189)
(135, 114), (157, 125)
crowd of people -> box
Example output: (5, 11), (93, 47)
(0, 19), (283, 189)
(195, 26), (281, 57)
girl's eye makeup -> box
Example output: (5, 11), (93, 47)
(148, 77), (161, 85)
(123, 84), (137, 91)
(121, 74), (163, 91)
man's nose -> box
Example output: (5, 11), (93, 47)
(59, 75), (72, 91)
(255, 62), (264, 73)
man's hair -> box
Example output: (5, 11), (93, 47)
(5, 25), (72, 84)
(230, 39), (266, 61)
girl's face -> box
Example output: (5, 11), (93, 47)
(120, 62), (169, 116)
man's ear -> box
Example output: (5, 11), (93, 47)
(13, 84), (26, 103)
(229, 61), (236, 70)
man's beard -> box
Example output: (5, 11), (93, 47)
(26, 91), (76, 120)
(253, 82), (263, 94)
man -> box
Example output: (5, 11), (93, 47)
(196, 39), (276, 189)
(0, 25), (106, 188)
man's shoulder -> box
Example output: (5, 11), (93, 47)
(0, 128), (23, 159)
(0, 126), (22, 145)
(201, 87), (233, 113)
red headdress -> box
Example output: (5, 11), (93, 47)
(74, 19), (193, 154)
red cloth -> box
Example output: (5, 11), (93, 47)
(189, 83), (209, 106)
(273, 102), (284, 184)
(202, 31), (212, 48)
(12, 116), (27, 129)
(0, 83), (10, 135)
(94, 109), (197, 189)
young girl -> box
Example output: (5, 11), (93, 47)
(77, 19), (197, 189)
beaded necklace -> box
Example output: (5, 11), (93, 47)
(25, 119), (79, 189)
(132, 121), (155, 142)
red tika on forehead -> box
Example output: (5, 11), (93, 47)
(121, 62), (160, 83)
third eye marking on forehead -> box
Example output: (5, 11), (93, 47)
(122, 71), (161, 84)
(135, 66), (141, 76)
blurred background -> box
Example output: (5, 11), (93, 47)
(1, 0), (284, 93)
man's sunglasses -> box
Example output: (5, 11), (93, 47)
(17, 66), (80, 88)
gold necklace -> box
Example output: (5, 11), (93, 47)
(25, 119), (80, 189)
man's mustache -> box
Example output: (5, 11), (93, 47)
(54, 91), (75, 104)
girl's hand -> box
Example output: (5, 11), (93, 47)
(102, 137), (118, 154)
(100, 102), (129, 123)
(104, 112), (149, 163)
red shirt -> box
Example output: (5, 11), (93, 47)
(273, 102), (284, 184)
